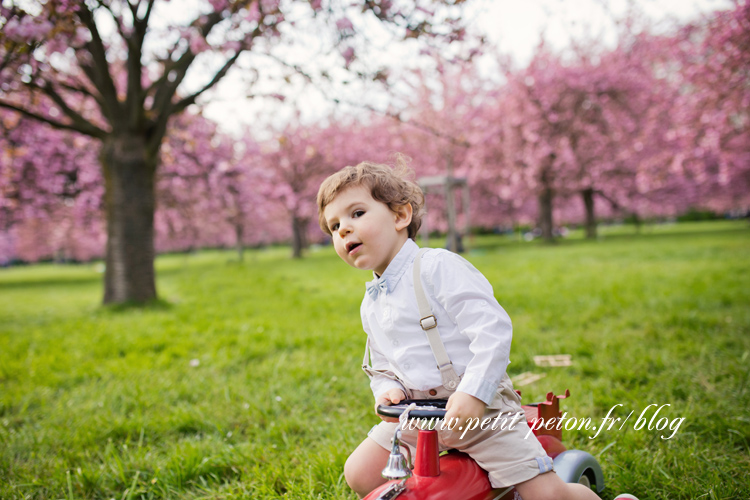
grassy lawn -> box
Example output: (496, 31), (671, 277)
(1, 220), (749, 499)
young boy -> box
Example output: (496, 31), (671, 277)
(317, 158), (629, 500)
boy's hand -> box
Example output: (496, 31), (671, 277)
(444, 391), (486, 433)
(375, 388), (406, 423)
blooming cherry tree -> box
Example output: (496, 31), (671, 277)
(0, 0), (471, 303)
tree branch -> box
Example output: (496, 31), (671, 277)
(98, 0), (129, 41)
(171, 50), (243, 115)
(75, 4), (121, 126)
(125, 4), (149, 129)
(32, 81), (107, 137)
(0, 100), (106, 138)
(594, 188), (624, 211)
(57, 81), (107, 111)
(132, 0), (157, 33)
(261, 52), (471, 148)
(148, 15), (261, 157)
(150, 10), (228, 118)
(372, 103), (472, 148)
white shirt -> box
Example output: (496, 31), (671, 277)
(361, 238), (513, 405)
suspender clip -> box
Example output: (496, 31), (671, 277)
(420, 315), (437, 330)
(437, 361), (453, 370)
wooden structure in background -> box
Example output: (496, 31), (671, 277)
(418, 175), (470, 253)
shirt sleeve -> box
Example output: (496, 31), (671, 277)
(361, 302), (407, 399)
(423, 250), (512, 405)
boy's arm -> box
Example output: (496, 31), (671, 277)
(368, 339), (407, 398)
(374, 387), (407, 423)
(444, 391), (486, 432)
(424, 251), (512, 406)
(361, 306), (407, 400)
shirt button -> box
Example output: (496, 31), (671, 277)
(429, 389), (437, 396)
(392, 340), (399, 346)
(403, 363), (411, 370)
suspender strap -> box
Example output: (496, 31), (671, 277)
(414, 249), (461, 390)
(362, 337), (402, 382)
(362, 336), (370, 370)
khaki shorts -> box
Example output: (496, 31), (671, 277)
(367, 377), (554, 488)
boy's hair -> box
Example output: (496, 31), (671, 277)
(317, 155), (425, 239)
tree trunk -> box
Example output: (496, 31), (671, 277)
(538, 186), (554, 242)
(582, 187), (597, 239)
(235, 221), (244, 262)
(444, 182), (464, 253)
(632, 212), (642, 234)
(538, 162), (555, 242)
(291, 215), (308, 259)
(101, 134), (158, 304)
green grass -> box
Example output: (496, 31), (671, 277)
(1, 220), (749, 499)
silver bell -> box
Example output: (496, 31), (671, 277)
(381, 428), (412, 480)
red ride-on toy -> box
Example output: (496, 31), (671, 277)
(364, 390), (604, 500)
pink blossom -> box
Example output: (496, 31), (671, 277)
(342, 46), (355, 65)
(3, 17), (54, 42)
(336, 17), (353, 31)
(261, 0), (281, 13)
(245, 3), (261, 22)
(188, 31), (210, 54)
(209, 0), (229, 11)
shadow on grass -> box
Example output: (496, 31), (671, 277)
(469, 224), (748, 253)
(0, 255), (257, 291)
(100, 297), (175, 313)
(558, 225), (748, 247)
(2, 223), (745, 291)
(0, 275), (102, 290)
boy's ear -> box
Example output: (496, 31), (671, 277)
(394, 203), (413, 232)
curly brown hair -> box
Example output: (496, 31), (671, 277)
(317, 154), (425, 239)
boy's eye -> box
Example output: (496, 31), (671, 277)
(330, 223), (339, 232)
(353, 210), (365, 218)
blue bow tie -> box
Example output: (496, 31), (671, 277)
(366, 277), (389, 299)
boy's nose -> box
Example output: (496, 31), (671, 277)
(338, 221), (352, 236)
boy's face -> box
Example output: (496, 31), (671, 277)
(323, 185), (412, 276)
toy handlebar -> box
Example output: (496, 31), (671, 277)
(376, 399), (449, 420)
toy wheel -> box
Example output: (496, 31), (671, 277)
(553, 449), (604, 493)
(376, 399), (449, 420)
(578, 473), (590, 488)
(577, 469), (594, 489)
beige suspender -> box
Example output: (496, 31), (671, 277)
(413, 248), (461, 390)
(362, 248), (461, 391)
(362, 337), (402, 382)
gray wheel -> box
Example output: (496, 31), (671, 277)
(577, 469), (593, 489)
(553, 449), (605, 493)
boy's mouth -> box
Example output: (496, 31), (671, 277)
(346, 242), (362, 254)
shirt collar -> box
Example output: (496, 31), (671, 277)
(371, 238), (419, 293)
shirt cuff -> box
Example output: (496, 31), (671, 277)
(371, 378), (407, 399)
(456, 375), (499, 406)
